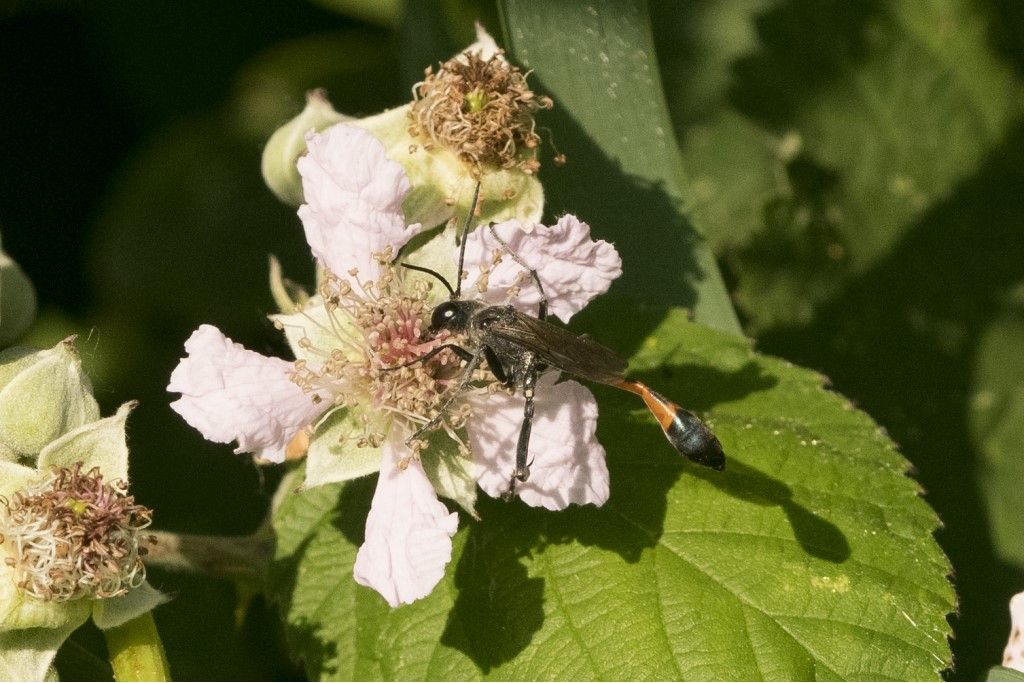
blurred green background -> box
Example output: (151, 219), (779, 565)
(1, 0), (1022, 679)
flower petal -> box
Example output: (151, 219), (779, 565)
(167, 325), (326, 463)
(467, 374), (609, 510)
(353, 434), (458, 607)
(1005, 591), (1024, 672)
(460, 215), (622, 323)
(297, 124), (418, 282)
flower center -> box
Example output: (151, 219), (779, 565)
(283, 262), (470, 444)
(0, 463), (153, 602)
(409, 49), (553, 176)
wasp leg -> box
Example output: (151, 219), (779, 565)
(407, 347), (484, 444)
(487, 223), (548, 321)
(483, 345), (515, 388)
(503, 352), (538, 501)
(380, 343), (473, 371)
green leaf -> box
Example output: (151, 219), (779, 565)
(989, 666), (1024, 682)
(658, 0), (1024, 330)
(269, 309), (952, 680)
(971, 289), (1024, 568)
(498, 0), (741, 336)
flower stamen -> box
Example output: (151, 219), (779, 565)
(409, 48), (553, 176)
(0, 463), (153, 602)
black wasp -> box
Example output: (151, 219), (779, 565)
(389, 184), (725, 496)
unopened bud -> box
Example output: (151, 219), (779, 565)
(0, 338), (100, 458)
(262, 89), (349, 206)
(0, 243), (37, 345)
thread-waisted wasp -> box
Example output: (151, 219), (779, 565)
(388, 183), (725, 497)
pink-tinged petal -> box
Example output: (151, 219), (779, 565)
(460, 215), (622, 323)
(467, 374), (609, 510)
(297, 124), (418, 281)
(1005, 592), (1024, 672)
(353, 434), (459, 607)
(167, 325), (326, 463)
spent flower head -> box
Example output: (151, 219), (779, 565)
(260, 24), (549, 234)
(409, 41), (552, 176)
(170, 123), (621, 607)
(0, 462), (152, 603)
(0, 347), (166, 680)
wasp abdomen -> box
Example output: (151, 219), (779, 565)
(617, 380), (726, 471)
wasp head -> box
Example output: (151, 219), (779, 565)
(429, 300), (481, 333)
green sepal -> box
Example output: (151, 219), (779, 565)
(0, 339), (99, 459)
(0, 622), (81, 682)
(37, 402), (135, 483)
(92, 582), (169, 631)
(304, 408), (387, 489)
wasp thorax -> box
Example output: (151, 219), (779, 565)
(408, 49), (553, 177)
(0, 463), (153, 602)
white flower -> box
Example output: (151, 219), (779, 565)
(1005, 591), (1024, 672)
(168, 125), (621, 607)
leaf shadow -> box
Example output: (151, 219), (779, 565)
(758, 118), (1024, 678)
(437, 357), (812, 671)
(439, 515), (546, 674)
(528, 74), (708, 344)
(688, 459), (851, 563)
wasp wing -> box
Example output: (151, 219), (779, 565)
(489, 312), (627, 385)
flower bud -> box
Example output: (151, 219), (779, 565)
(0, 244), (36, 346)
(0, 338), (100, 459)
(262, 89), (349, 206)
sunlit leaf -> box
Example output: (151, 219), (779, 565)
(270, 310), (953, 680)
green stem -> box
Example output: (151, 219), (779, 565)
(104, 612), (171, 682)
(144, 529), (270, 581)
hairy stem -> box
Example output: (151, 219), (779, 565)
(145, 530), (272, 581)
(104, 613), (171, 682)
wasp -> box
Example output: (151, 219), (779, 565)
(390, 185), (725, 496)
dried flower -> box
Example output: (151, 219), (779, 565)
(0, 399), (166, 681)
(260, 24), (548, 234)
(409, 45), (552, 176)
(1, 463), (152, 602)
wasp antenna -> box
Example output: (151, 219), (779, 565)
(399, 263), (456, 296)
(454, 180), (482, 300)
